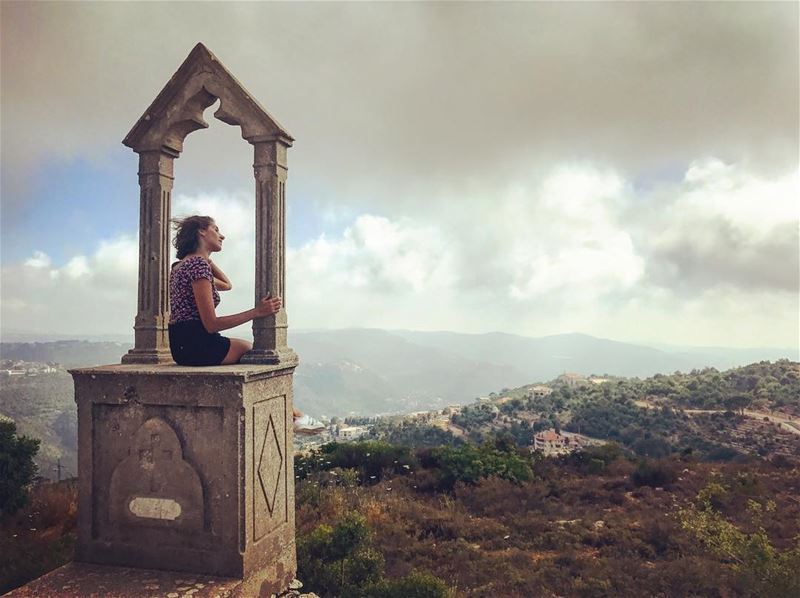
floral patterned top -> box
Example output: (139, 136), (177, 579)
(169, 256), (220, 324)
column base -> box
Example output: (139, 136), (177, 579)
(121, 349), (174, 364)
(240, 348), (298, 366)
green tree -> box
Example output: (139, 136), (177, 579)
(679, 482), (800, 597)
(0, 420), (40, 516)
(298, 512), (450, 597)
(723, 394), (751, 415)
(298, 512), (384, 596)
(426, 441), (533, 490)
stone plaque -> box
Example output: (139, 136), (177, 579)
(109, 417), (204, 531)
(129, 497), (182, 520)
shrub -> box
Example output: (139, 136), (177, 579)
(680, 484), (800, 598)
(298, 511), (451, 598)
(630, 459), (677, 488)
(366, 570), (450, 598)
(423, 442), (533, 490)
(563, 443), (629, 475)
(297, 512), (383, 596)
(0, 421), (40, 516)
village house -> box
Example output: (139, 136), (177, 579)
(531, 385), (553, 398)
(532, 429), (582, 456)
(338, 425), (369, 441)
(556, 372), (588, 388)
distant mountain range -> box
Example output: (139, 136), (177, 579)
(1, 329), (795, 417)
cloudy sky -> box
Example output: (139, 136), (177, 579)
(1, 2), (798, 351)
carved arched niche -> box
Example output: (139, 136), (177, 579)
(121, 43), (296, 366)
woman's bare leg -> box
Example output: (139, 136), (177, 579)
(221, 338), (252, 365)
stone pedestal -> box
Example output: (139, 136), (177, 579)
(69, 362), (298, 597)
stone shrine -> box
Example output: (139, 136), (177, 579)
(66, 43), (299, 597)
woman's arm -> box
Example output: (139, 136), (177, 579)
(208, 260), (232, 291)
(192, 279), (281, 333)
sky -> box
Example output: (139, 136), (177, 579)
(1, 1), (798, 351)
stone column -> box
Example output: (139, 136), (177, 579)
(122, 150), (176, 364)
(241, 138), (296, 365)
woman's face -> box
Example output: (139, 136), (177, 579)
(200, 221), (225, 252)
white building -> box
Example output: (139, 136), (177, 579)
(338, 425), (368, 441)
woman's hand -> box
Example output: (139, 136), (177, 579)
(191, 282), (281, 333)
(208, 259), (232, 291)
(255, 294), (282, 317)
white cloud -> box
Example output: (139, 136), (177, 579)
(295, 215), (455, 292)
(1, 238), (139, 336)
(24, 251), (51, 269)
(499, 166), (644, 299)
(1, 161), (797, 350)
(681, 158), (798, 237)
(64, 256), (90, 279)
(644, 160), (799, 292)
(1, 2), (796, 353)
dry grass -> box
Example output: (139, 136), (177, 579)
(296, 456), (800, 597)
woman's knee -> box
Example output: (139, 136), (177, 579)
(222, 338), (252, 365)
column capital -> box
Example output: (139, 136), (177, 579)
(137, 150), (177, 178)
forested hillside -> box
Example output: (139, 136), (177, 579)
(0, 372), (77, 479)
(2, 359), (797, 482)
(444, 360), (799, 461)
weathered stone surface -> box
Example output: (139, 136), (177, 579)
(121, 150), (175, 365)
(4, 563), (319, 598)
(3, 562), (241, 598)
(32, 42), (303, 598)
(121, 43), (296, 365)
(69, 363), (297, 593)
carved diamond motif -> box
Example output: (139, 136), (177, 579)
(257, 414), (283, 515)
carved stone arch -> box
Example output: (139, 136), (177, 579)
(121, 43), (297, 365)
(124, 43), (293, 154)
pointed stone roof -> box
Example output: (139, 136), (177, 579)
(123, 43), (293, 154)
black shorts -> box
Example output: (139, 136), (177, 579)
(168, 320), (231, 366)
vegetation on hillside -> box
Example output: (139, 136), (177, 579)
(296, 439), (800, 597)
(442, 360), (800, 461)
(643, 360), (799, 414)
(2, 437), (798, 597)
(1, 360), (797, 595)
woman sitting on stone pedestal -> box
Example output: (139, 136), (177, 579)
(168, 215), (324, 434)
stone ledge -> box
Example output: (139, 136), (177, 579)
(2, 563), (317, 598)
(69, 361), (298, 381)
